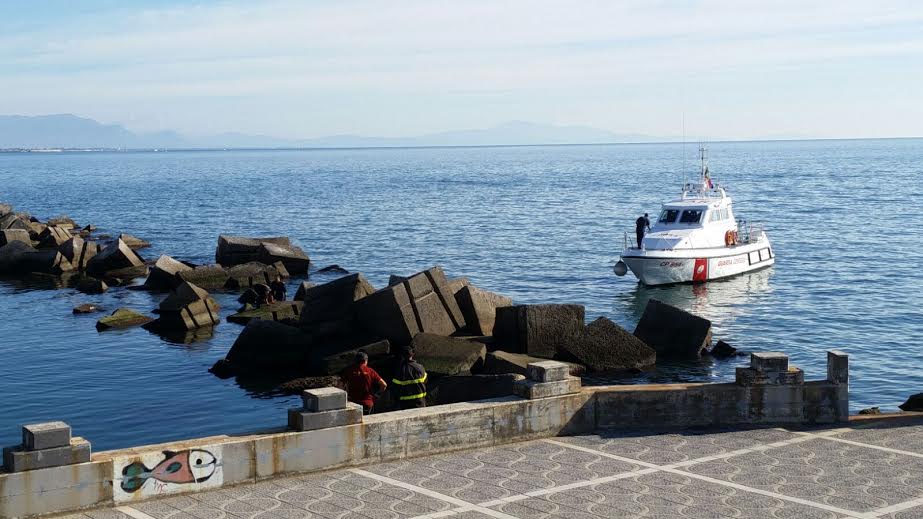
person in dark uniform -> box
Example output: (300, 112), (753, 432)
(269, 276), (286, 302)
(391, 346), (427, 410)
(635, 213), (651, 249)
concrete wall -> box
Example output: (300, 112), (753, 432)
(0, 350), (848, 518)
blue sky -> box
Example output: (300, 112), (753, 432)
(1, 0), (921, 140)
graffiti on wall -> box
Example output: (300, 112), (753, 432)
(113, 447), (223, 502)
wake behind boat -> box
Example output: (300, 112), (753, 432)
(614, 147), (774, 285)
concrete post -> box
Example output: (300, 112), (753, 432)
(288, 387), (362, 432)
(514, 361), (581, 399)
(2, 421), (91, 473)
(827, 350), (849, 384)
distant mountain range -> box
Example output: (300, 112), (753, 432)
(0, 114), (677, 150)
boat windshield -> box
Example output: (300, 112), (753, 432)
(658, 209), (680, 223)
(679, 209), (703, 224)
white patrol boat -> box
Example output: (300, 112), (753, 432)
(614, 147), (774, 285)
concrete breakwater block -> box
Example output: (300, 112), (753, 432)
(22, 421), (71, 451)
(430, 373), (525, 404)
(258, 242), (310, 274)
(220, 320), (313, 376)
(227, 301), (303, 325)
(355, 267), (466, 345)
(410, 333), (486, 376)
(633, 299), (712, 357)
(454, 285), (512, 336)
(146, 281), (219, 331)
(216, 235), (292, 266)
(0, 228), (30, 247)
(224, 261), (289, 290)
(87, 239), (148, 279)
(144, 254), (193, 290)
(37, 225), (72, 248)
(58, 236), (99, 271)
(563, 317), (656, 372)
(483, 351), (585, 377)
(20, 249), (75, 275)
(495, 304), (585, 359)
(299, 273), (375, 327)
(118, 233), (150, 250)
(3, 438), (91, 472)
(178, 263), (230, 289)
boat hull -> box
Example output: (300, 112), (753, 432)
(620, 240), (774, 286)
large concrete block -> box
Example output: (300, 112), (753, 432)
(22, 421), (71, 451)
(178, 263), (230, 289)
(751, 352), (789, 372)
(96, 308), (154, 331)
(3, 437), (91, 472)
(222, 320), (313, 376)
(483, 350), (585, 377)
(87, 239), (147, 279)
(527, 361), (570, 382)
(58, 236), (99, 271)
(405, 267), (465, 330)
(302, 387), (348, 411)
(355, 282), (420, 346)
(430, 374), (524, 404)
(454, 285), (512, 336)
(37, 225), (72, 248)
(144, 254), (193, 290)
(258, 242), (310, 274)
(19, 249), (75, 275)
(495, 304), (585, 358)
(410, 333), (487, 376)
(563, 317), (656, 371)
(288, 403), (363, 431)
(148, 281), (220, 331)
(299, 273), (375, 327)
(225, 261), (289, 290)
(216, 235), (292, 266)
(827, 350), (848, 384)
(633, 299), (712, 357)
(0, 228), (30, 247)
(513, 376), (581, 399)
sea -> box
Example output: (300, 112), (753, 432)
(0, 138), (921, 450)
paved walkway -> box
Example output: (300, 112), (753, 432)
(62, 417), (923, 519)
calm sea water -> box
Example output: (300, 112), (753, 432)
(1, 139), (921, 450)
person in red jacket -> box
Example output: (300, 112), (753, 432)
(340, 351), (387, 415)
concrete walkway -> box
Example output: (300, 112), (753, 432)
(61, 417), (923, 519)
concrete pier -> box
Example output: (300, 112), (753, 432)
(0, 351), (866, 517)
(52, 415), (923, 519)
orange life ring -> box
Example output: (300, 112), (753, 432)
(725, 230), (737, 247)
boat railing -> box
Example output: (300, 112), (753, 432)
(736, 220), (765, 244)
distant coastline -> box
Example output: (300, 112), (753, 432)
(1, 136), (920, 155)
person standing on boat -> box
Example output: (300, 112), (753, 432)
(635, 213), (651, 249)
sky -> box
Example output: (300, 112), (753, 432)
(1, 0), (922, 140)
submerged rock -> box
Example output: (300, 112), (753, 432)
(709, 340), (742, 358)
(96, 308), (153, 331)
(858, 407), (882, 415)
(73, 303), (101, 314)
(76, 277), (108, 294)
(316, 264), (348, 274)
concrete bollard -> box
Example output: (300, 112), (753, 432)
(827, 350), (848, 384)
(2, 421), (91, 473)
(514, 361), (581, 399)
(288, 387), (362, 432)
(736, 352), (804, 386)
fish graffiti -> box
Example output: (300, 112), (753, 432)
(120, 449), (218, 493)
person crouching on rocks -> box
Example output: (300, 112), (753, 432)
(340, 351), (387, 415)
(252, 283), (274, 307)
(270, 276), (286, 302)
(392, 345), (427, 410)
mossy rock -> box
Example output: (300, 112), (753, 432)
(96, 308), (153, 331)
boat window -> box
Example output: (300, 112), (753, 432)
(680, 209), (703, 223)
(659, 209), (679, 223)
